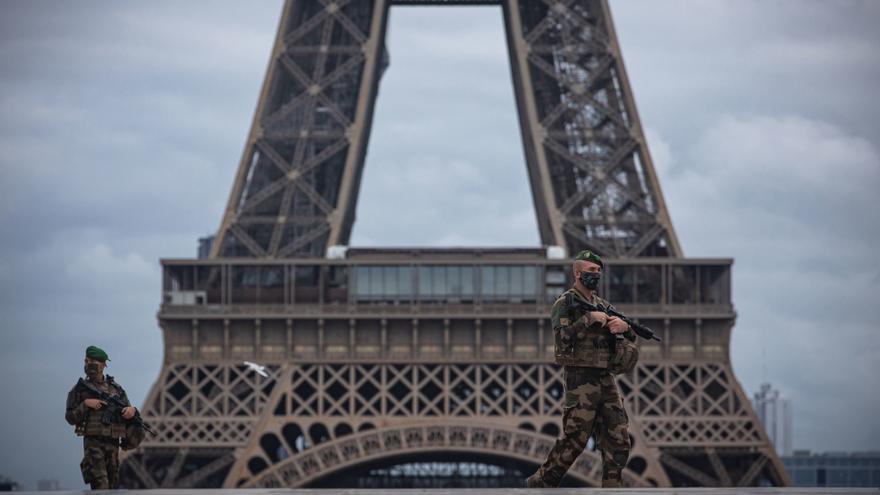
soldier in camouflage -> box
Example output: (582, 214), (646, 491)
(65, 346), (138, 490)
(526, 250), (638, 488)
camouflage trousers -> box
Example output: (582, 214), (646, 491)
(529, 366), (630, 487)
(81, 436), (120, 489)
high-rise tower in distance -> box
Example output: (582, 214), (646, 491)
(753, 383), (793, 457)
(120, 0), (790, 488)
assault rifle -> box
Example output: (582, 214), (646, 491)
(77, 378), (158, 437)
(565, 293), (662, 342)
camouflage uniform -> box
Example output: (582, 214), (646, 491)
(528, 287), (636, 488)
(65, 376), (131, 489)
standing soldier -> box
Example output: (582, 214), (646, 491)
(526, 250), (640, 488)
(65, 346), (138, 489)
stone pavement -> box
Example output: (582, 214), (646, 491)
(15, 488), (880, 494)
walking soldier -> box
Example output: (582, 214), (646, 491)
(526, 250), (639, 488)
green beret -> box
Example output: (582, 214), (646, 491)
(574, 249), (604, 268)
(85, 345), (109, 362)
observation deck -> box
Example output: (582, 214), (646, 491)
(158, 248), (734, 364)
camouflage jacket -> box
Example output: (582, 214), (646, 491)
(65, 375), (131, 438)
(551, 287), (635, 368)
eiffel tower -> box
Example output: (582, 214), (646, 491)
(120, 0), (790, 488)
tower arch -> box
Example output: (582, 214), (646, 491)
(239, 423), (653, 488)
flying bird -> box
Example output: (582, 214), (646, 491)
(243, 361), (269, 378)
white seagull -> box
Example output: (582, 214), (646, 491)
(243, 361), (269, 378)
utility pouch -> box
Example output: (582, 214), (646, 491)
(122, 422), (145, 450)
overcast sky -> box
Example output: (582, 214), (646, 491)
(1, 0), (878, 489)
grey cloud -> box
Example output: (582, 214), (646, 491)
(0, 0), (282, 259)
(647, 112), (880, 450)
(612, 0), (880, 150)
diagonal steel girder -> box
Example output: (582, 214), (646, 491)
(504, 0), (681, 257)
(211, 0), (389, 258)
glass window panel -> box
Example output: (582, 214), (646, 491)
(545, 268), (566, 284)
(232, 266), (259, 303)
(261, 266), (284, 287)
(546, 286), (562, 303)
(608, 266), (635, 303)
(384, 266), (398, 296)
(399, 266), (412, 300)
(700, 265), (727, 304)
(509, 266), (524, 298)
(635, 265), (662, 304)
(432, 266), (446, 297)
(167, 266), (195, 292)
(496, 265), (509, 298)
(260, 266), (285, 304)
(851, 469), (869, 483)
(240, 266), (259, 287)
(461, 266), (474, 297)
(829, 469), (847, 484)
(671, 266), (697, 304)
(419, 266), (432, 298)
(295, 266), (318, 286)
(196, 265), (223, 304)
(356, 266), (369, 299)
(369, 266), (383, 297)
(481, 266), (495, 297)
(523, 266), (537, 300)
(447, 266), (461, 297)
(294, 266), (320, 303)
(324, 266), (347, 303)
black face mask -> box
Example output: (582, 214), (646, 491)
(579, 271), (601, 291)
(84, 363), (100, 377)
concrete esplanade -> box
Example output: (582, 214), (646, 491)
(15, 489), (880, 495)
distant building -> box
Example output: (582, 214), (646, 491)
(783, 450), (880, 487)
(0, 475), (19, 491)
(752, 383), (792, 456)
(197, 235), (214, 259)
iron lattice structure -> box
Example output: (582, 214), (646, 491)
(120, 0), (790, 488)
(210, 0), (679, 260)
